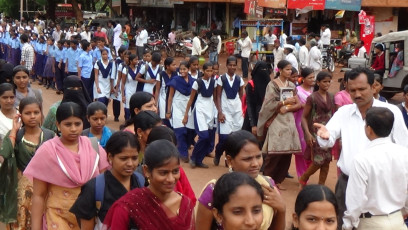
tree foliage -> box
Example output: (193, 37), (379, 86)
(0, 0), (20, 19)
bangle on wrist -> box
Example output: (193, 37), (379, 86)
(282, 101), (285, 106)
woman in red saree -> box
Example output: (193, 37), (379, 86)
(103, 139), (195, 230)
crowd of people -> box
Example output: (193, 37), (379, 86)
(0, 16), (408, 230)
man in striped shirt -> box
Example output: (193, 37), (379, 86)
(20, 34), (34, 72)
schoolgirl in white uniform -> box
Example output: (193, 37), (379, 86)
(166, 61), (195, 163)
(136, 51), (162, 95)
(183, 62), (216, 168)
(121, 53), (139, 120)
(94, 48), (113, 108)
(214, 56), (244, 166)
(134, 49), (152, 92)
(110, 47), (127, 122)
(155, 57), (178, 128)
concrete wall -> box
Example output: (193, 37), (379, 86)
(367, 7), (398, 35)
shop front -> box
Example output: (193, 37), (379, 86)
(174, 0), (244, 36)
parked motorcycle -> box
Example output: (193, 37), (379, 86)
(336, 46), (355, 67)
(321, 44), (336, 72)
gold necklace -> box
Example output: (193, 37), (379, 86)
(277, 77), (288, 87)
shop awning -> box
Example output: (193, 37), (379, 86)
(362, 0), (408, 7)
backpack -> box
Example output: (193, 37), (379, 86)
(94, 169), (145, 213)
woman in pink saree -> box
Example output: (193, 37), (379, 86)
(24, 102), (109, 230)
(294, 68), (315, 178)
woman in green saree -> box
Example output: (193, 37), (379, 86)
(0, 97), (54, 229)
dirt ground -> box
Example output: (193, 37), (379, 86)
(0, 52), (403, 230)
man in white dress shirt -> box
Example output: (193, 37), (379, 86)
(284, 44), (298, 72)
(135, 25), (148, 60)
(80, 25), (92, 42)
(298, 38), (309, 70)
(357, 40), (367, 58)
(191, 32), (201, 58)
(314, 67), (408, 230)
(273, 39), (285, 74)
(308, 41), (322, 76)
(113, 21), (122, 56)
(321, 24), (331, 48)
(237, 30), (252, 78)
(264, 28), (277, 46)
(343, 107), (408, 230)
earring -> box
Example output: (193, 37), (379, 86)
(228, 166), (233, 173)
(216, 220), (222, 227)
(109, 160), (112, 164)
(147, 177), (150, 184)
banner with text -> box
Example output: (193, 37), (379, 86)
(258, 0), (286, 8)
(287, 0), (325, 10)
(325, 0), (361, 11)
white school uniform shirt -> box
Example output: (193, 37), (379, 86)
(122, 66), (138, 109)
(317, 99), (408, 176)
(342, 137), (408, 230)
(217, 74), (244, 134)
(192, 79), (215, 131)
(171, 86), (191, 129)
(111, 60), (122, 101)
(138, 63), (161, 95)
(158, 72), (170, 119)
(94, 60), (113, 99)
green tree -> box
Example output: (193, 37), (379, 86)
(0, 0), (20, 19)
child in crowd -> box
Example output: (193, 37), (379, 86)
(10, 30), (21, 67)
(136, 51), (162, 95)
(184, 62), (216, 168)
(373, 74), (387, 102)
(94, 49), (114, 107)
(54, 40), (65, 94)
(93, 37), (113, 62)
(300, 72), (335, 188)
(121, 54), (139, 120)
(64, 39), (80, 76)
(78, 40), (94, 100)
(111, 47), (126, 122)
(156, 57), (178, 127)
(214, 56), (244, 166)
(166, 61), (195, 163)
(42, 37), (56, 89)
(33, 35), (46, 85)
(188, 55), (202, 79)
(82, 101), (114, 148)
(135, 48), (152, 92)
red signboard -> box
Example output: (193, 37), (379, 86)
(257, 0), (286, 8)
(287, 0), (326, 10)
(55, 4), (81, 18)
(360, 15), (375, 52)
